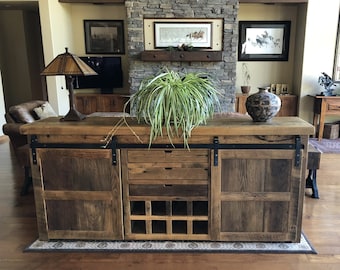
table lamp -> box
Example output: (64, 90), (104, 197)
(41, 48), (98, 121)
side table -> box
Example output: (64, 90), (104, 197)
(311, 95), (340, 140)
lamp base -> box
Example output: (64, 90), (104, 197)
(61, 108), (86, 121)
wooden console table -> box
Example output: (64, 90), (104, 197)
(311, 95), (340, 140)
(20, 116), (313, 243)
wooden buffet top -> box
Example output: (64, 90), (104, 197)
(20, 116), (314, 137)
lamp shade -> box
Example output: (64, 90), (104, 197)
(41, 48), (97, 76)
(40, 48), (98, 121)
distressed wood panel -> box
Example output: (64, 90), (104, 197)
(127, 149), (209, 163)
(129, 184), (208, 197)
(212, 148), (302, 242)
(34, 148), (123, 240)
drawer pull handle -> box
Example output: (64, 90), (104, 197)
(165, 167), (172, 170)
(164, 184), (172, 187)
(164, 150), (172, 153)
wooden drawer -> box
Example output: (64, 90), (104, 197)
(127, 149), (209, 163)
(127, 149), (209, 182)
(129, 184), (208, 197)
(127, 163), (209, 181)
(327, 100), (340, 112)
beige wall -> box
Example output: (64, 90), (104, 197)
(69, 3), (129, 94)
(236, 4), (301, 96)
(0, 11), (33, 106)
(237, 1), (340, 124)
(1, 0), (339, 123)
(39, 0), (74, 115)
(39, 0), (128, 115)
(299, 0), (340, 123)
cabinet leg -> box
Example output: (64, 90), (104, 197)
(313, 114), (319, 138)
(21, 166), (32, 196)
(305, 169), (319, 199)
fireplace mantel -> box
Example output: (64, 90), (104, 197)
(140, 51), (223, 62)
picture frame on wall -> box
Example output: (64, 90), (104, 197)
(238, 21), (291, 61)
(154, 21), (213, 48)
(84, 20), (125, 54)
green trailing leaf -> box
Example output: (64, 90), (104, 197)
(129, 68), (221, 148)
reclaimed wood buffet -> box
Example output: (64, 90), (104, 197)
(20, 116), (314, 243)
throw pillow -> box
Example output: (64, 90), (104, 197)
(33, 102), (57, 119)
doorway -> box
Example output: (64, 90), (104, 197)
(0, 1), (47, 110)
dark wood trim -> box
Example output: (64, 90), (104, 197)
(140, 51), (223, 62)
(239, 0), (307, 3)
(59, 0), (125, 3)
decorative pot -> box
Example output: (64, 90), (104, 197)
(245, 87), (281, 122)
(241, 86), (251, 94)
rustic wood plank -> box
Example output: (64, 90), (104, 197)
(140, 51), (223, 62)
(125, 234), (210, 241)
(129, 184), (208, 197)
(220, 192), (290, 201)
(20, 117), (315, 137)
(128, 167), (209, 180)
(129, 216), (208, 221)
(127, 149), (209, 163)
(127, 179), (208, 185)
(43, 191), (113, 200)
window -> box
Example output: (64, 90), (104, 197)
(333, 18), (340, 81)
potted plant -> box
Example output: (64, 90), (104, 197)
(241, 63), (251, 94)
(128, 68), (221, 148)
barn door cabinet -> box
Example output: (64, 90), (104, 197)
(31, 147), (123, 240)
(21, 117), (313, 242)
(211, 145), (302, 242)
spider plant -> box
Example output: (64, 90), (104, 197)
(129, 68), (220, 148)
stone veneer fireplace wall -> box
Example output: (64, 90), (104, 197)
(125, 0), (239, 112)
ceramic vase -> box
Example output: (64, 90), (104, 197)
(245, 87), (281, 122)
(241, 86), (251, 94)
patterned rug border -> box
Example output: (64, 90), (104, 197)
(309, 138), (340, 153)
(24, 233), (316, 254)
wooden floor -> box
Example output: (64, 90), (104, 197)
(1, 135), (340, 270)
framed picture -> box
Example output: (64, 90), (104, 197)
(238, 21), (291, 61)
(154, 21), (213, 48)
(84, 20), (125, 54)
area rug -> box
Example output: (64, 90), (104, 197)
(25, 233), (316, 254)
(309, 138), (340, 153)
